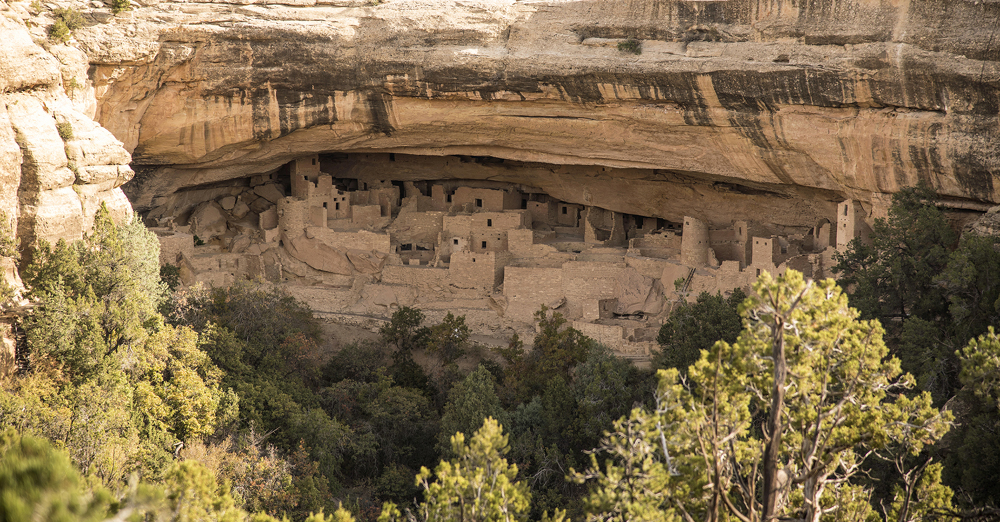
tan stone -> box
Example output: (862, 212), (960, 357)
(347, 250), (387, 274)
(219, 196), (237, 211)
(190, 201), (228, 240)
(232, 198), (250, 218)
(254, 183), (285, 204)
(0, 15), (61, 94)
(6, 96), (74, 192)
(284, 234), (354, 275)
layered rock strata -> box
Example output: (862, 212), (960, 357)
(70, 0), (1000, 228)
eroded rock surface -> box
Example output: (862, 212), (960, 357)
(0, 2), (133, 254)
(68, 0), (1000, 228)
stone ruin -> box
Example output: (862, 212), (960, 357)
(149, 153), (875, 362)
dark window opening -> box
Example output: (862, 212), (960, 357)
(487, 219), (493, 227)
(303, 175), (308, 180)
(844, 206), (848, 216)
(475, 198), (483, 208)
(335, 202), (340, 210)
(756, 269), (761, 276)
(416, 245), (429, 251)
(279, 240), (284, 247)
(447, 194), (453, 203)
(481, 241), (487, 248)
(521, 199), (528, 209)
(780, 245), (787, 254)
(311, 158), (316, 165)
(389, 153), (396, 162)
(453, 239), (459, 245)
(322, 202), (328, 209)
(635, 216), (644, 228)
(401, 244), (412, 251)
(562, 207), (568, 215)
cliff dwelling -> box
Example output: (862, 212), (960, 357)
(3, 0), (998, 363)
(147, 151), (875, 361)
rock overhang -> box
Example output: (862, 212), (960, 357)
(71, 0), (1000, 228)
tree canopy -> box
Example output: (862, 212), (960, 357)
(576, 269), (952, 522)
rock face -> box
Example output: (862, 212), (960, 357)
(70, 0), (1000, 228)
(0, 2), (133, 256)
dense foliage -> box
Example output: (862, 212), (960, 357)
(653, 288), (746, 376)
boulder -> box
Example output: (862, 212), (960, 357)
(284, 234), (354, 275)
(190, 201), (228, 241)
(253, 183), (284, 204)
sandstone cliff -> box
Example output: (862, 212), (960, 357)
(67, 0), (1000, 228)
(1, 1), (133, 258)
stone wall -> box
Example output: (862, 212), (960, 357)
(450, 250), (511, 290)
(503, 266), (565, 323)
(307, 227), (391, 253)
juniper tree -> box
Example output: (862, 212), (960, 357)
(576, 269), (952, 522)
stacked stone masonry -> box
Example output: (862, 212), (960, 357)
(151, 153), (876, 362)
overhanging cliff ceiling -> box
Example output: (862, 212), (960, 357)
(74, 0), (1000, 225)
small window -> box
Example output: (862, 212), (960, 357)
(738, 227), (742, 235)
(481, 241), (487, 248)
(401, 244), (412, 251)
(323, 202), (328, 209)
(389, 153), (396, 162)
(453, 239), (459, 245)
(562, 207), (568, 215)
(844, 206), (848, 216)
(756, 269), (761, 276)
(781, 245), (788, 254)
(476, 198), (483, 208)
(447, 194), (452, 203)
(635, 216), (644, 228)
(487, 219), (493, 227)
(311, 158), (316, 165)
(521, 199), (528, 209)
(335, 202), (340, 210)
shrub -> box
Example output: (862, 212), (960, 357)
(111, 0), (130, 14)
(48, 8), (83, 42)
(160, 263), (181, 291)
(48, 18), (70, 42)
(56, 122), (73, 141)
(617, 38), (641, 55)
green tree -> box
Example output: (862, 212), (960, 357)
(653, 288), (746, 376)
(381, 418), (530, 522)
(572, 344), (652, 452)
(380, 306), (426, 352)
(942, 235), (1000, 343)
(0, 429), (114, 522)
(425, 312), (470, 365)
(576, 269), (952, 522)
(9, 207), (230, 484)
(438, 365), (508, 456)
(321, 373), (438, 482)
(833, 183), (956, 333)
(496, 307), (594, 404)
